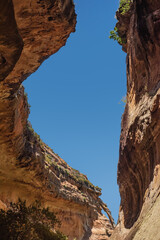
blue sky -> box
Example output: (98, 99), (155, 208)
(24, 0), (127, 223)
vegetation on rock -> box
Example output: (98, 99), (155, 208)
(45, 150), (102, 193)
(109, 0), (132, 45)
(0, 199), (67, 240)
(109, 27), (124, 45)
(119, 0), (132, 15)
(26, 121), (102, 194)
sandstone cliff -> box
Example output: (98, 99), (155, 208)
(1, 0), (159, 239)
(0, 0), (114, 239)
(111, 0), (160, 239)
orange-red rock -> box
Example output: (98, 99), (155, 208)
(111, 1), (160, 239)
(0, 1), (114, 239)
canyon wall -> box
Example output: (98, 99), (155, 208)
(111, 0), (160, 239)
(0, 0), (114, 239)
(1, 0), (159, 239)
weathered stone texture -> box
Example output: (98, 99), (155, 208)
(0, 0), (114, 239)
(111, 0), (160, 239)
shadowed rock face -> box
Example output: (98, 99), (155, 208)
(0, 1), (114, 239)
(0, 0), (23, 82)
(0, 0), (76, 98)
(111, 0), (160, 239)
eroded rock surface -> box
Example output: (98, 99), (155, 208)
(0, 0), (114, 239)
(111, 0), (160, 239)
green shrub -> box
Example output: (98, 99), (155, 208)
(0, 199), (67, 240)
(119, 0), (131, 15)
(109, 0), (132, 45)
(109, 27), (123, 45)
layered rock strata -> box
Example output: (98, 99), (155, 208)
(111, 0), (160, 239)
(0, 0), (114, 239)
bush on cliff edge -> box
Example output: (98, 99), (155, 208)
(0, 199), (67, 240)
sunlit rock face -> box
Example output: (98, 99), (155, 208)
(0, 0), (114, 239)
(111, 0), (160, 239)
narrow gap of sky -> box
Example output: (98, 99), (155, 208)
(24, 0), (127, 223)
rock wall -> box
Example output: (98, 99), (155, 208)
(111, 0), (160, 239)
(2, 0), (160, 239)
(0, 0), (114, 239)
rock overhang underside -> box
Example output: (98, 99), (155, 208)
(0, 1), (114, 240)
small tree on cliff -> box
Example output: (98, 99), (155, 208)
(109, 0), (132, 44)
(0, 199), (67, 240)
